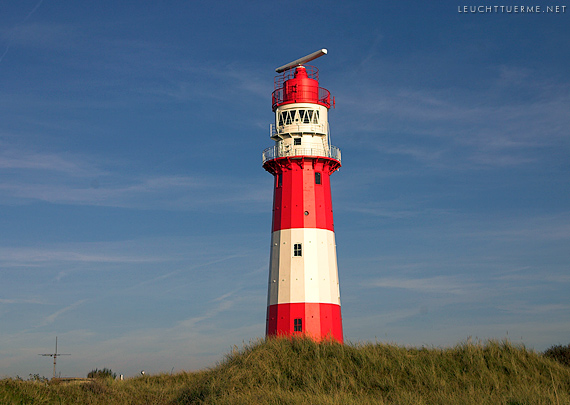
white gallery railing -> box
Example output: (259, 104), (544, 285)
(262, 145), (341, 164)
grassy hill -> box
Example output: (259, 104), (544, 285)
(2, 337), (569, 404)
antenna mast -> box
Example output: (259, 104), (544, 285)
(39, 337), (71, 379)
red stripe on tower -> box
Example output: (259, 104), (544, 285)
(262, 49), (343, 343)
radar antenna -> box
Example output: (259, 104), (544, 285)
(275, 48), (328, 73)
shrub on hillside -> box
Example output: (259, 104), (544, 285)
(27, 373), (48, 383)
(544, 344), (570, 367)
(87, 368), (116, 379)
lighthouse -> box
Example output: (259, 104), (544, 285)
(262, 49), (343, 343)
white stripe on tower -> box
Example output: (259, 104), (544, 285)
(268, 228), (340, 306)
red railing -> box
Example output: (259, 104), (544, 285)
(274, 65), (319, 89)
(272, 64), (331, 110)
(272, 87), (330, 110)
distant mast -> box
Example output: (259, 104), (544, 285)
(38, 337), (71, 379)
(262, 49), (343, 342)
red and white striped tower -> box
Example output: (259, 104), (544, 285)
(262, 49), (343, 343)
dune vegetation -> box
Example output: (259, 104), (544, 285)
(2, 337), (569, 404)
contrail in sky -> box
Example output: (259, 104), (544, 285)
(0, 0), (45, 64)
(0, 45), (11, 64)
(24, 0), (45, 21)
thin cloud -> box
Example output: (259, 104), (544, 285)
(459, 214), (570, 242)
(2, 22), (74, 50)
(0, 149), (102, 175)
(496, 303), (570, 316)
(0, 134), (269, 210)
(0, 298), (44, 304)
(493, 267), (570, 285)
(0, 247), (164, 267)
(343, 204), (421, 219)
(367, 275), (477, 296)
(175, 299), (235, 330)
(2, 175), (268, 210)
(336, 60), (570, 170)
(125, 254), (244, 292)
(41, 300), (87, 326)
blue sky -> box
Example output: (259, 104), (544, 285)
(1, 0), (569, 378)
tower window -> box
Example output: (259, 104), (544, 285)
(315, 172), (322, 185)
(293, 243), (302, 257)
(294, 138), (301, 145)
(277, 173), (282, 187)
(294, 318), (303, 332)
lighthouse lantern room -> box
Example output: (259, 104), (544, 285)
(262, 49), (343, 343)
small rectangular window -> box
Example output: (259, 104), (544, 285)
(294, 138), (301, 145)
(315, 172), (321, 185)
(277, 174), (282, 187)
(294, 318), (302, 332)
(293, 243), (302, 257)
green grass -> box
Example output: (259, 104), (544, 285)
(2, 338), (569, 404)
